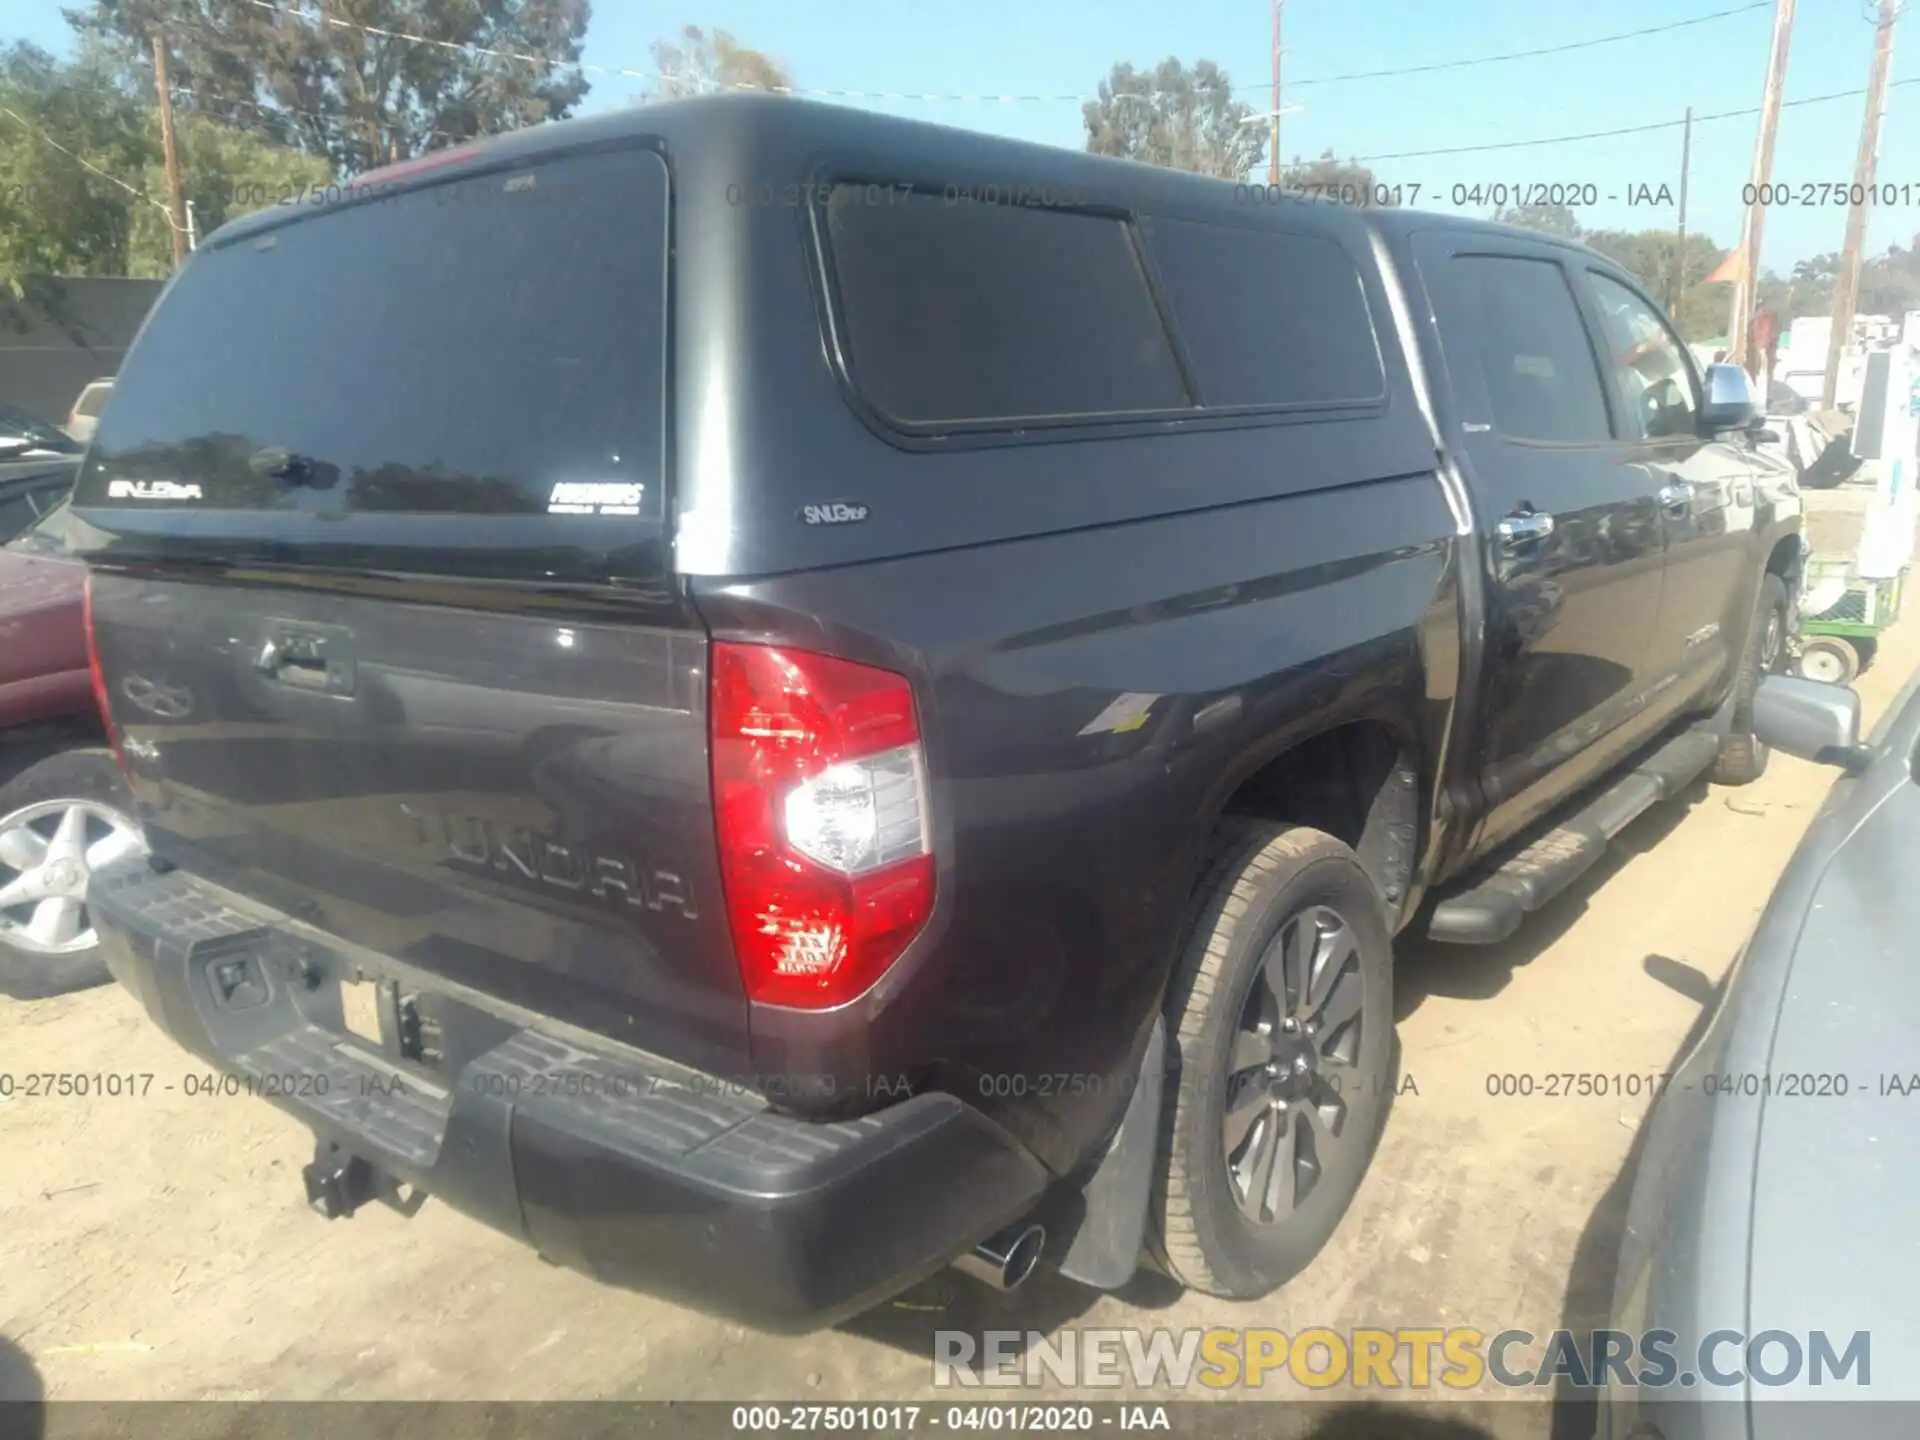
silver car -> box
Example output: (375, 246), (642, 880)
(1602, 672), (1918, 1436)
(64, 378), (112, 445)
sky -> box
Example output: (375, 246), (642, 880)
(7, 0), (1914, 272)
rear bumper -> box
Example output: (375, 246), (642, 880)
(89, 859), (1050, 1332)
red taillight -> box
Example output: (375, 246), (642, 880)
(82, 575), (132, 782)
(710, 643), (935, 1010)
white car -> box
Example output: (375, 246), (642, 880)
(65, 378), (113, 445)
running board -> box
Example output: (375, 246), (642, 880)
(1427, 730), (1721, 945)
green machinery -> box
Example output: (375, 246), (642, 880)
(1794, 555), (1904, 684)
(1789, 339), (1918, 684)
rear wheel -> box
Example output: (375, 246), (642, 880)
(1711, 573), (1789, 786)
(0, 748), (145, 999)
(1796, 636), (1861, 686)
(1152, 821), (1393, 1298)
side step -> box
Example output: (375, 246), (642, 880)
(1428, 730), (1721, 945)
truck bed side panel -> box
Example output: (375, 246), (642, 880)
(695, 475), (1460, 1172)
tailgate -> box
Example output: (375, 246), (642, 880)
(72, 139), (752, 1075)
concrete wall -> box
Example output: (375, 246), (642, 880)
(0, 276), (165, 427)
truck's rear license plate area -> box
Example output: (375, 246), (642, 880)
(339, 977), (386, 1049)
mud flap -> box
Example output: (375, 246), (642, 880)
(1054, 1017), (1165, 1290)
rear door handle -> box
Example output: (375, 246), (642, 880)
(1657, 482), (1694, 514)
(1495, 511), (1556, 546)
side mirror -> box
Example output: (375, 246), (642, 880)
(1700, 363), (1759, 431)
(1752, 675), (1871, 772)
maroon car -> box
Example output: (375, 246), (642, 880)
(0, 496), (144, 997)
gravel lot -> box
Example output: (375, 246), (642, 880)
(4, 495), (1915, 1436)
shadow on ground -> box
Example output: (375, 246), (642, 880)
(1545, 951), (1725, 1440)
(1306, 1402), (1505, 1438)
(843, 777), (1726, 1427)
(0, 1333), (44, 1439)
(838, 1263), (1185, 1358)
(1394, 779), (1706, 1020)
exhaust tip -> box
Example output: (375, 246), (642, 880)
(1000, 1223), (1046, 1289)
(956, 1222), (1047, 1291)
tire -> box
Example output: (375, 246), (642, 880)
(1795, 635), (1860, 686)
(0, 747), (146, 1000)
(1151, 820), (1393, 1298)
(1799, 439), (1864, 490)
(1711, 573), (1789, 787)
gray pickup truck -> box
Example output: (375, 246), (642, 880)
(69, 95), (1800, 1330)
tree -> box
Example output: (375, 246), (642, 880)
(65, 0), (593, 177)
(644, 25), (792, 99)
(1494, 202), (1581, 238)
(1278, 149), (1385, 202)
(1857, 242), (1920, 321)
(1754, 251), (1838, 323)
(0, 38), (328, 286)
(128, 110), (330, 273)
(1083, 59), (1264, 181)
(1582, 228), (1729, 342)
(0, 40), (153, 287)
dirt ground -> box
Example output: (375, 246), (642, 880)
(4, 519), (1916, 1428)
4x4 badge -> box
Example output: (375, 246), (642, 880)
(800, 501), (870, 526)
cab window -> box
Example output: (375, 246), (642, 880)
(1588, 273), (1700, 441)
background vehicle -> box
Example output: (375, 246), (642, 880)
(0, 499), (144, 998)
(1601, 672), (1919, 1435)
(0, 400), (83, 463)
(74, 96), (1801, 1330)
(65, 378), (113, 445)
(0, 401), (84, 545)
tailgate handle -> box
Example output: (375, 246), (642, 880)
(256, 627), (356, 695)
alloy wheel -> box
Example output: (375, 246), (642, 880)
(1222, 904), (1367, 1224)
(0, 798), (145, 956)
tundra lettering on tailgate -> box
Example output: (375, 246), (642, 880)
(400, 804), (697, 918)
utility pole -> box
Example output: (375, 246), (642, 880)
(1672, 106), (1693, 319)
(1823, 0), (1900, 408)
(1728, 0), (1797, 369)
(150, 32), (189, 269)
(1269, 0), (1284, 185)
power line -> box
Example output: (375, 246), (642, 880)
(1353, 76), (1920, 161)
(0, 102), (186, 230)
(0, 1), (1882, 216)
(167, 82), (478, 151)
(233, 0), (1769, 107)
(31, 69), (1912, 215)
(1286, 3), (1771, 89)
